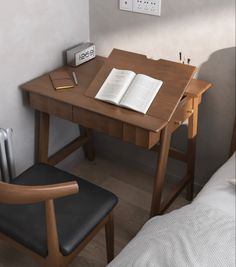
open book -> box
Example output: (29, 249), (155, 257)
(95, 68), (163, 114)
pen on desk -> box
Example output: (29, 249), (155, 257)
(72, 71), (78, 85)
(179, 52), (182, 62)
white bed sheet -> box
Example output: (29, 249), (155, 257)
(194, 152), (235, 218)
(108, 153), (236, 267)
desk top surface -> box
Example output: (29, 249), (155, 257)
(21, 49), (211, 132)
(86, 49), (196, 122)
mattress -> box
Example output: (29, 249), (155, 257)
(108, 153), (236, 267)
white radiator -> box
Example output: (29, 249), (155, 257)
(0, 128), (16, 182)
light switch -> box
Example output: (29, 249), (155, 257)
(120, 0), (132, 11)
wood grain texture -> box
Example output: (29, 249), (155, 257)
(185, 79), (212, 97)
(168, 96), (194, 134)
(21, 52), (211, 133)
(30, 93), (73, 121)
(74, 108), (161, 148)
(48, 135), (89, 166)
(186, 97), (199, 201)
(150, 126), (172, 216)
(0, 181), (78, 204)
(45, 199), (61, 266)
(85, 49), (196, 123)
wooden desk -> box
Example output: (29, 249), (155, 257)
(21, 49), (211, 217)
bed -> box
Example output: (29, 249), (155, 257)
(108, 151), (235, 267)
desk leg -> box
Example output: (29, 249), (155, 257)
(150, 126), (171, 217)
(186, 97), (199, 201)
(79, 126), (95, 161)
(38, 111), (50, 163)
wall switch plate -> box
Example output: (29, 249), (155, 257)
(119, 0), (161, 16)
(120, 0), (132, 11)
(133, 0), (161, 16)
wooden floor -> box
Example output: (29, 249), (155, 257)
(0, 156), (190, 267)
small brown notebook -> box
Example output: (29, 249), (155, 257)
(49, 70), (74, 90)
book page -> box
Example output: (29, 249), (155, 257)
(95, 68), (136, 105)
(119, 74), (163, 114)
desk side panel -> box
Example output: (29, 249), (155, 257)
(168, 96), (194, 134)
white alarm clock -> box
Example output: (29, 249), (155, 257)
(66, 42), (96, 67)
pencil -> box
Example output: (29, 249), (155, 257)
(72, 72), (78, 85)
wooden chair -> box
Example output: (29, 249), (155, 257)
(0, 130), (118, 267)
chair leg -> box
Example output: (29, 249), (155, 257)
(105, 212), (114, 263)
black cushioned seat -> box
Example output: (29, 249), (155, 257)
(0, 163), (118, 257)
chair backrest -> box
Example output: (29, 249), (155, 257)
(0, 128), (16, 182)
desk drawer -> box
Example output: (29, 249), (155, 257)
(123, 124), (160, 148)
(29, 93), (73, 121)
(73, 108), (123, 138)
(73, 107), (160, 149)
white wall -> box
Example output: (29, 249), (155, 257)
(89, 0), (235, 185)
(0, 0), (90, 174)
